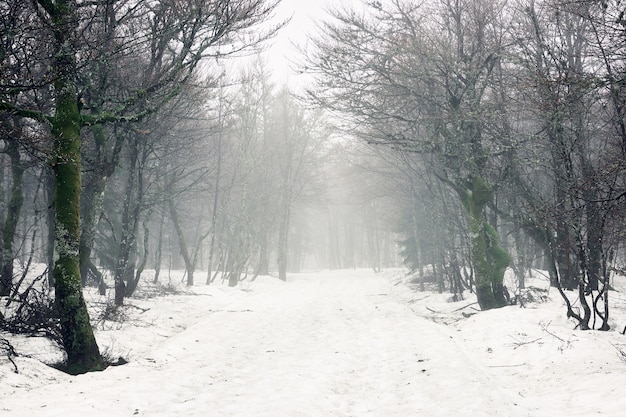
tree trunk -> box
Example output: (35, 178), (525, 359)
(47, 0), (102, 374)
(154, 208), (166, 283)
(114, 135), (139, 305)
(228, 271), (239, 287)
(459, 176), (509, 310)
(127, 220), (149, 296)
(513, 225), (527, 290)
(44, 167), (56, 287)
(0, 135), (24, 296)
(79, 123), (122, 288)
(79, 173), (106, 286)
(585, 194), (602, 293)
(367, 202), (381, 273)
(169, 198), (194, 286)
(277, 207), (290, 281)
(255, 231), (270, 276)
(206, 120), (223, 284)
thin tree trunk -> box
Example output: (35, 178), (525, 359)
(114, 135), (138, 305)
(206, 131), (222, 285)
(79, 122), (122, 287)
(168, 198), (194, 286)
(45, 167), (55, 288)
(154, 208), (166, 283)
(79, 173), (107, 287)
(256, 232), (269, 277)
(127, 220), (149, 296)
(0, 136), (24, 296)
(277, 206), (290, 281)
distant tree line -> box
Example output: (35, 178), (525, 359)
(306, 0), (626, 330)
(0, 0), (403, 374)
(0, 0), (286, 374)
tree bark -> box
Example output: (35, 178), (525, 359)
(79, 173), (107, 287)
(458, 177), (509, 310)
(154, 208), (166, 283)
(169, 198), (194, 286)
(0, 134), (24, 296)
(255, 232), (269, 277)
(48, 0), (103, 374)
(79, 120), (122, 287)
(277, 206), (290, 281)
(113, 137), (138, 305)
(127, 221), (149, 296)
(45, 167), (56, 287)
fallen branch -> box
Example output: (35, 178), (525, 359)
(539, 321), (571, 351)
(453, 302), (479, 312)
(488, 363), (527, 368)
(611, 342), (626, 363)
(1, 337), (19, 373)
(509, 336), (542, 349)
(126, 304), (151, 314)
(407, 296), (429, 304)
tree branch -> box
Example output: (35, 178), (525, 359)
(34, 0), (55, 16)
(0, 101), (52, 125)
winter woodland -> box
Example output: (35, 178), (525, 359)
(2, 0), (626, 415)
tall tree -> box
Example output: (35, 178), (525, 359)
(307, 0), (512, 309)
(0, 0), (281, 373)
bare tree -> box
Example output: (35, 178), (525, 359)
(0, 0), (281, 374)
(306, 0), (513, 309)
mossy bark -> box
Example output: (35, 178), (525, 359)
(50, 0), (103, 374)
(458, 177), (510, 310)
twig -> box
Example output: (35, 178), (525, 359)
(452, 302), (478, 312)
(539, 321), (571, 351)
(488, 363), (527, 368)
(610, 342), (626, 363)
(407, 296), (429, 304)
(1, 337), (19, 374)
(539, 321), (566, 343)
(126, 304), (151, 314)
(509, 336), (542, 349)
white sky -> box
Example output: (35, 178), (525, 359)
(261, 0), (337, 87)
(224, 0), (364, 89)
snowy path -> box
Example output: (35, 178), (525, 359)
(2, 270), (531, 416)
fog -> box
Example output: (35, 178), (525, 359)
(2, 0), (626, 376)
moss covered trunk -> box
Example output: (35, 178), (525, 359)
(459, 177), (510, 310)
(50, 0), (102, 374)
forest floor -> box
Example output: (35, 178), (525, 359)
(2, 268), (626, 416)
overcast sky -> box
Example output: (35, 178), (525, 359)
(261, 0), (335, 87)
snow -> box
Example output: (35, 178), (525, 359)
(2, 268), (626, 416)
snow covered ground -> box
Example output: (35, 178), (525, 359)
(2, 268), (626, 416)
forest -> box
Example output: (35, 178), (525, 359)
(2, 0), (626, 377)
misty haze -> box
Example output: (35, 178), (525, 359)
(2, 0), (626, 416)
